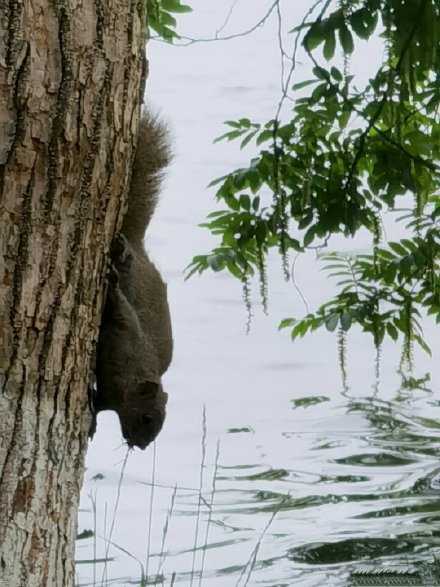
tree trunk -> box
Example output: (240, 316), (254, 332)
(0, 1), (147, 585)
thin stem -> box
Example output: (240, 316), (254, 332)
(190, 406), (207, 586)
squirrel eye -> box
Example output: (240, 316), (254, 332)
(142, 414), (153, 424)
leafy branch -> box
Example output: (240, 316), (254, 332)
(146, 0), (192, 42)
(187, 0), (440, 378)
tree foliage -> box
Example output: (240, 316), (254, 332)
(187, 0), (440, 375)
(147, 0), (192, 42)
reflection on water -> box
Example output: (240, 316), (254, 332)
(77, 392), (440, 586)
(76, 1), (439, 585)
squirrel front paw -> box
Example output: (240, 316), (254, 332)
(111, 233), (133, 267)
(107, 263), (120, 287)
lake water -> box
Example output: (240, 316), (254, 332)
(76, 2), (440, 586)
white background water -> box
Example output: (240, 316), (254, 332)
(77, 2), (440, 586)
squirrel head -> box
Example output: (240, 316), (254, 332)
(118, 380), (168, 450)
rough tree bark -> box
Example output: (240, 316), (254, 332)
(0, 1), (148, 585)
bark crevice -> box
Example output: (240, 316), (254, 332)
(0, 0), (148, 584)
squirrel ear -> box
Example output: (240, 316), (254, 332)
(138, 381), (159, 397)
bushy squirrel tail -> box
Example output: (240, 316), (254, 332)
(121, 109), (172, 245)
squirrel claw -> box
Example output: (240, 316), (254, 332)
(111, 233), (132, 266)
(107, 264), (119, 286)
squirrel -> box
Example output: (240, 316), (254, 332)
(93, 110), (173, 450)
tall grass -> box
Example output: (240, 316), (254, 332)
(102, 449), (130, 585)
(145, 442), (157, 582)
(190, 405), (207, 587)
(199, 439), (220, 587)
(76, 410), (280, 587)
(155, 484), (177, 584)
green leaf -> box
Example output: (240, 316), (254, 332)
(227, 262), (244, 279)
(363, 8), (378, 36)
(255, 222), (267, 244)
(377, 249), (398, 261)
(313, 66), (328, 80)
(150, 22), (177, 41)
(298, 213), (313, 230)
(239, 194), (251, 211)
(159, 11), (177, 26)
(169, 4), (192, 13)
(386, 322), (398, 341)
(389, 242), (409, 257)
(290, 323), (304, 341)
(279, 318), (296, 330)
(331, 66), (343, 82)
(224, 194), (240, 211)
(338, 25), (354, 54)
(292, 79), (318, 91)
(233, 170), (247, 189)
(304, 20), (327, 51)
(256, 130), (273, 145)
(349, 8), (371, 40)
(247, 169), (261, 193)
(414, 334), (432, 356)
(340, 312), (353, 331)
(326, 314), (339, 332)
(304, 226), (316, 247)
(161, 0), (192, 13)
(208, 175), (227, 188)
(240, 131), (257, 149)
(238, 118), (252, 128)
(400, 239), (417, 252)
(224, 120), (242, 129)
(339, 110), (351, 129)
(185, 255), (209, 280)
(323, 30), (336, 61)
(213, 130), (242, 144)
(399, 256), (413, 276)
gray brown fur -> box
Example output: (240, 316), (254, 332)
(122, 113), (171, 243)
(94, 111), (173, 450)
